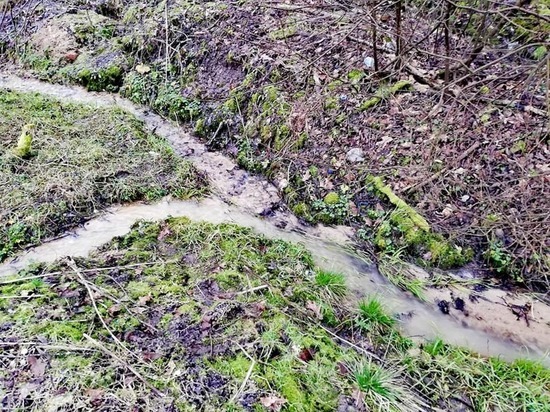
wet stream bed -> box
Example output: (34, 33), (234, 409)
(1, 74), (548, 366)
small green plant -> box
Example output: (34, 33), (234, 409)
(122, 71), (200, 121)
(485, 241), (514, 275)
(13, 124), (35, 158)
(312, 189), (351, 224)
(423, 338), (445, 357)
(1, 223), (27, 260)
(357, 297), (395, 331)
(315, 270), (347, 297)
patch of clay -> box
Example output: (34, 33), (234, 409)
(31, 23), (79, 60)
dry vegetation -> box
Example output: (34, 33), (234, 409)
(1, 0), (548, 290)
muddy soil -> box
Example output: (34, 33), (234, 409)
(0, 76), (548, 365)
(1, 0), (546, 288)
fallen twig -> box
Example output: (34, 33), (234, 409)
(83, 333), (165, 397)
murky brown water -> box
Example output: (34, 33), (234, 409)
(1, 75), (548, 366)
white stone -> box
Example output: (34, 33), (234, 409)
(346, 148), (364, 162)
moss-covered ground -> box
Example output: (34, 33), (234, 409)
(0, 90), (206, 260)
(2, 0), (547, 290)
(1, 219), (548, 411)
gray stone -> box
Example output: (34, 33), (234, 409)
(346, 148), (364, 162)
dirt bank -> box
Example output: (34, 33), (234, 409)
(1, 0), (548, 291)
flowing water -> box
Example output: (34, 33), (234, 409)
(1, 75), (548, 366)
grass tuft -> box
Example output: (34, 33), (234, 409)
(357, 297), (395, 331)
(315, 270), (347, 297)
(354, 362), (424, 412)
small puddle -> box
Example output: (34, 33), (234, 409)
(1, 75), (548, 366)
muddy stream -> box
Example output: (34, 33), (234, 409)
(1, 75), (548, 366)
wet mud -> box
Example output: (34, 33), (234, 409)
(1, 74), (548, 366)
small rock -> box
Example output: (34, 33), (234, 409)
(64, 51), (79, 62)
(276, 178), (288, 190)
(136, 64), (151, 74)
(441, 205), (454, 217)
(438, 300), (450, 315)
(460, 195), (470, 203)
(363, 56), (375, 69)
(453, 297), (465, 311)
(346, 148), (364, 162)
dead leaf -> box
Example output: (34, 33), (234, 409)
(260, 395), (287, 411)
(352, 387), (366, 407)
(138, 294), (152, 306)
(108, 304), (121, 315)
(85, 388), (104, 406)
(336, 361), (351, 376)
(19, 382), (40, 400)
(157, 225), (172, 241)
(306, 301), (322, 320)
(60, 288), (80, 298)
(201, 315), (212, 330)
(135, 64), (151, 74)
(298, 347), (314, 362)
(142, 352), (161, 361)
(27, 356), (46, 377)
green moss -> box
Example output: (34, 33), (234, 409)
(327, 80), (343, 91)
(13, 124), (35, 158)
(375, 208), (472, 268)
(359, 80), (412, 111)
(371, 177), (429, 231)
(34, 321), (87, 341)
(427, 235), (473, 268)
(323, 192), (340, 205)
(324, 96), (339, 110)
(292, 202), (311, 220)
(269, 25), (297, 40)
(126, 281), (151, 299)
(0, 215), (547, 410)
(211, 354), (254, 380)
(110, 314), (140, 332)
(347, 69), (365, 84)
(215, 269), (246, 290)
(77, 65), (123, 92)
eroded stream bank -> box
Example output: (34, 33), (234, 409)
(0, 75), (548, 366)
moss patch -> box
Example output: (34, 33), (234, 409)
(0, 90), (206, 260)
(1, 218), (547, 411)
(370, 177), (472, 269)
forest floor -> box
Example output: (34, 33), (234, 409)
(0, 1), (549, 410)
(1, 217), (549, 411)
(0, 0), (548, 291)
